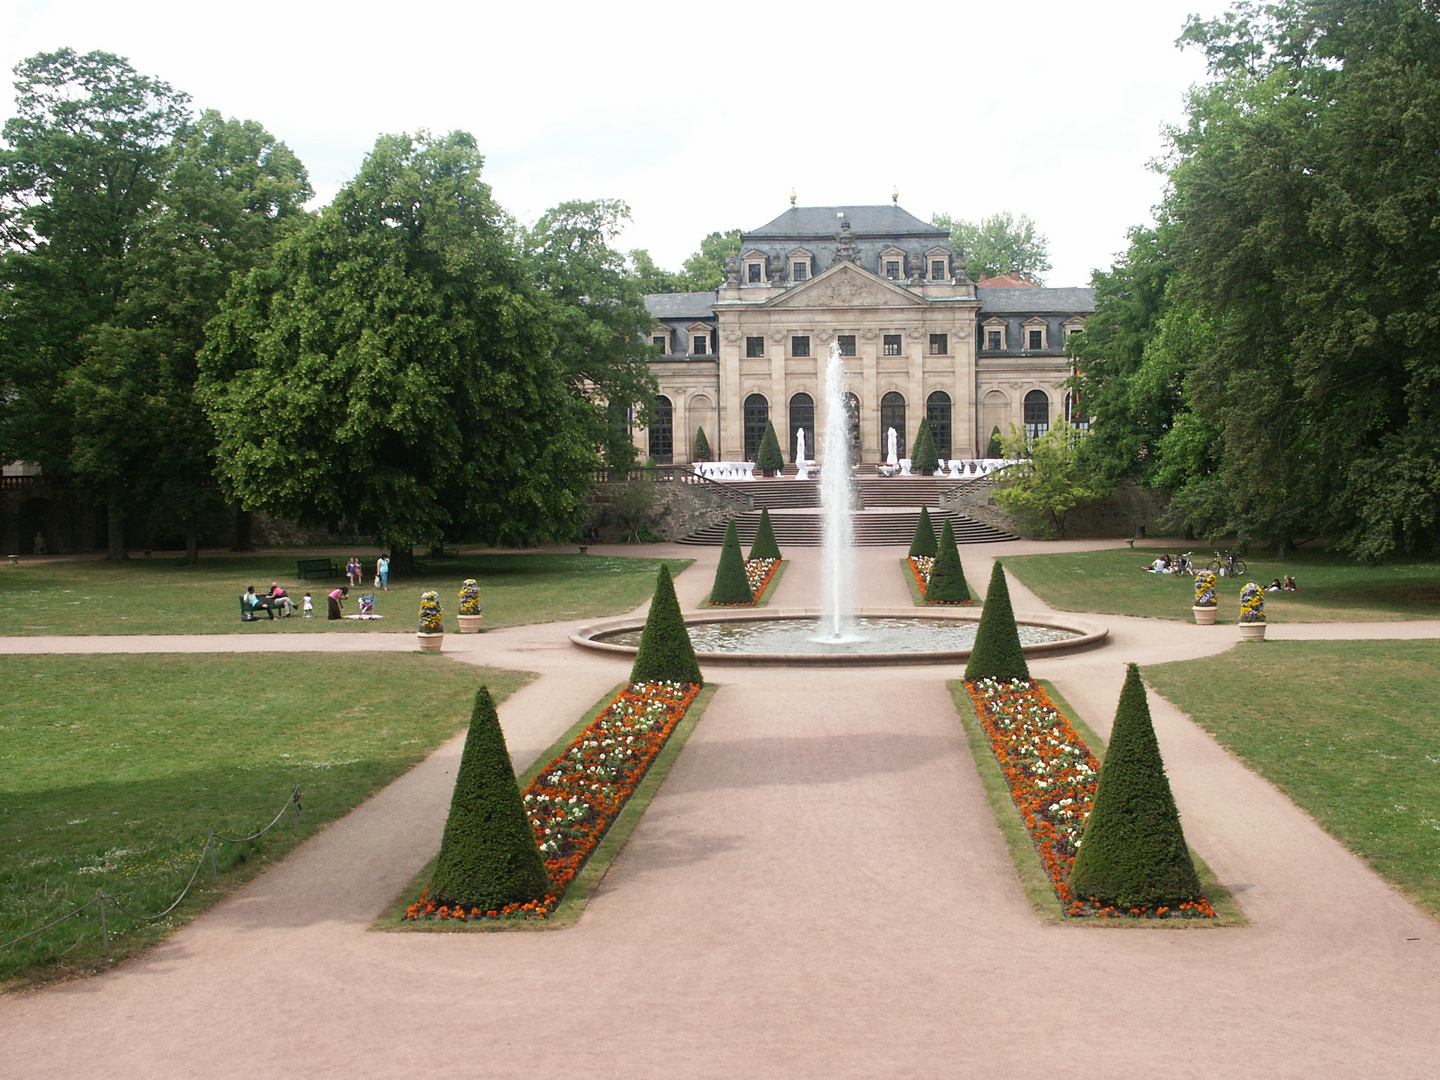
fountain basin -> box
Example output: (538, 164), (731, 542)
(571, 606), (1108, 667)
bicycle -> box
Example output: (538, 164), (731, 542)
(1174, 551), (1196, 576)
(1208, 550), (1246, 577)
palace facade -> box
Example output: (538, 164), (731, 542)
(639, 203), (1092, 465)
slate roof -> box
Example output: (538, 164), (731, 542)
(744, 205), (948, 241)
(977, 286), (1094, 314)
(644, 292), (718, 319)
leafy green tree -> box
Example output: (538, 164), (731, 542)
(986, 426), (1003, 459)
(628, 248), (684, 294)
(964, 562), (1029, 682)
(756, 420), (784, 473)
(522, 199), (657, 469)
(199, 131), (595, 570)
(692, 426), (711, 461)
(748, 506), (781, 561)
(0, 49), (192, 558)
(428, 685), (550, 911)
(992, 420), (1109, 539)
(931, 211), (1052, 283)
(631, 564), (703, 685)
(709, 518), (754, 605)
(910, 421), (940, 474)
(924, 518), (971, 604)
(680, 228), (741, 291)
(1068, 664), (1203, 910)
(908, 506), (938, 558)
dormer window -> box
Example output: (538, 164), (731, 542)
(1024, 318), (1049, 351)
(885, 259), (901, 280)
(792, 261), (808, 281)
(689, 322), (712, 356)
(982, 317), (1007, 351)
(1063, 316), (1086, 342)
(879, 246), (906, 281)
(788, 247), (813, 284)
(747, 263), (762, 283)
(653, 335), (667, 353)
(925, 247), (951, 281)
(741, 249), (768, 286)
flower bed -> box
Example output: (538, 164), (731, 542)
(406, 679), (701, 922)
(908, 556), (973, 604)
(708, 558), (780, 607)
(965, 677), (1215, 920)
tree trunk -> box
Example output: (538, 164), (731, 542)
(389, 544), (415, 578)
(185, 513), (199, 565)
(232, 505), (253, 552)
(106, 505), (127, 562)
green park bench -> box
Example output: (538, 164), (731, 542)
(296, 558), (340, 580)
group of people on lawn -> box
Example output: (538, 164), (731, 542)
(347, 554), (389, 590)
(241, 552), (389, 623)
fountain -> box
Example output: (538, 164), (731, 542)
(819, 342), (856, 641)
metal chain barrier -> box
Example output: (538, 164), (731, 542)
(1, 785), (302, 960)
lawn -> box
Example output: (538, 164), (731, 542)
(1002, 546), (1440, 622)
(0, 551), (692, 636)
(0, 653), (531, 987)
(1144, 640), (1440, 919)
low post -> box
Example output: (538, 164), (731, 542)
(208, 828), (219, 885)
(97, 890), (109, 959)
(293, 785), (302, 834)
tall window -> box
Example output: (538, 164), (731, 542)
(791, 335), (810, 357)
(747, 263), (762, 283)
(929, 333), (948, 355)
(652, 334), (667, 354)
(838, 334), (856, 357)
(885, 259), (901, 279)
(931, 259), (946, 280)
(792, 261), (808, 281)
(746, 336), (765, 358)
(927, 390), (952, 460)
(986, 328), (1003, 350)
(693, 333), (708, 355)
(1028, 327), (1045, 350)
(1024, 390), (1050, 442)
(883, 334), (902, 356)
(844, 392), (861, 457)
(880, 392), (906, 456)
(744, 394), (769, 461)
(648, 395), (673, 464)
(789, 393), (814, 463)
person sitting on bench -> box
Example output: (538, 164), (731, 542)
(242, 586), (273, 621)
(266, 582), (294, 616)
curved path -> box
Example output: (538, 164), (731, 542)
(2, 541), (1439, 1078)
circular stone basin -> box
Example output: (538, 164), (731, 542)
(571, 607), (1108, 666)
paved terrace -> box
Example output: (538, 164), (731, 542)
(2, 541), (1438, 1078)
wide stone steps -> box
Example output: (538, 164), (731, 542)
(676, 508), (1016, 547)
(703, 475), (986, 511)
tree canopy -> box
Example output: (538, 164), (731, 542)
(931, 211), (1052, 283)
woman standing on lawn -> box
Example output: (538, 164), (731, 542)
(328, 586), (348, 620)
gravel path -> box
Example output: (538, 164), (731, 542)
(2, 541), (1438, 1078)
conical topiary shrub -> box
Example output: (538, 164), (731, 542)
(924, 519), (971, 604)
(756, 420), (785, 474)
(909, 506), (938, 558)
(748, 506), (782, 561)
(631, 564), (703, 684)
(986, 425), (1003, 458)
(1068, 664), (1204, 910)
(964, 561), (1029, 680)
(911, 422), (940, 474)
(428, 686), (550, 911)
(709, 519), (755, 605)
(693, 426), (711, 462)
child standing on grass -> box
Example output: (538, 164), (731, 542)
(302, 592), (314, 617)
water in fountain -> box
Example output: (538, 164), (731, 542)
(819, 342), (857, 641)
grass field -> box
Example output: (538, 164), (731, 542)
(1002, 547), (1440, 622)
(0, 653), (531, 987)
(0, 551), (692, 636)
(1144, 640), (1440, 919)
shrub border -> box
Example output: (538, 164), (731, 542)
(706, 558), (786, 607)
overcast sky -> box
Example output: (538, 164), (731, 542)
(1, 0), (1234, 287)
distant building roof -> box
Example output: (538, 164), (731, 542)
(744, 205), (948, 241)
(644, 292), (718, 320)
(978, 286), (1095, 314)
(975, 272), (1040, 288)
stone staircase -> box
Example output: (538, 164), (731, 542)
(676, 506), (1015, 547)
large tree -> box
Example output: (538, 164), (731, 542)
(679, 228), (741, 291)
(931, 211), (1052, 283)
(198, 131), (596, 567)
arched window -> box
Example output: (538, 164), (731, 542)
(880, 392), (906, 459)
(844, 392), (861, 458)
(926, 390), (952, 460)
(788, 392), (814, 463)
(648, 395), (673, 464)
(743, 394), (769, 461)
(1024, 389), (1050, 443)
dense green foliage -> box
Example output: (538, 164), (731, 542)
(692, 426), (711, 461)
(964, 562), (1030, 680)
(910, 421), (940, 474)
(428, 686), (550, 910)
(630, 564), (703, 684)
(748, 507), (781, 561)
(1075, 0), (1440, 560)
(1068, 665), (1203, 909)
(680, 229), (742, 291)
(986, 426), (1003, 458)
(991, 420), (1108, 538)
(909, 506), (938, 558)
(756, 420), (785, 472)
(924, 519), (971, 603)
(709, 518), (755, 605)
(931, 211), (1052, 283)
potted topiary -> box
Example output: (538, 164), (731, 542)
(693, 426), (711, 463)
(418, 590), (444, 651)
(457, 579), (483, 633)
(1192, 571), (1218, 625)
(756, 421), (784, 477)
(1238, 581), (1266, 640)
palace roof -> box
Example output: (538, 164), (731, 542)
(977, 286), (1094, 313)
(644, 292), (719, 319)
(744, 205), (948, 241)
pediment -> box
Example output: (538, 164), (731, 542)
(762, 262), (927, 310)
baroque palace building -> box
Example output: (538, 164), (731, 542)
(639, 202), (1093, 465)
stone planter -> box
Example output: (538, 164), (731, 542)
(456, 613), (483, 634)
(1192, 605), (1217, 625)
(417, 631), (444, 652)
(1239, 621), (1267, 641)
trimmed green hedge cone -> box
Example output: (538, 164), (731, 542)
(924, 519), (971, 603)
(631, 564), (703, 684)
(963, 561), (1029, 680)
(986, 425), (1003, 458)
(709, 518), (755, 605)
(693, 426), (711, 461)
(428, 686), (550, 911)
(1068, 664), (1203, 910)
(749, 506), (782, 561)
(909, 506), (938, 558)
(756, 420), (785, 473)
(910, 422), (940, 474)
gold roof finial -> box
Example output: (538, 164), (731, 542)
(892, 185), (899, 206)
(790, 187), (797, 206)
